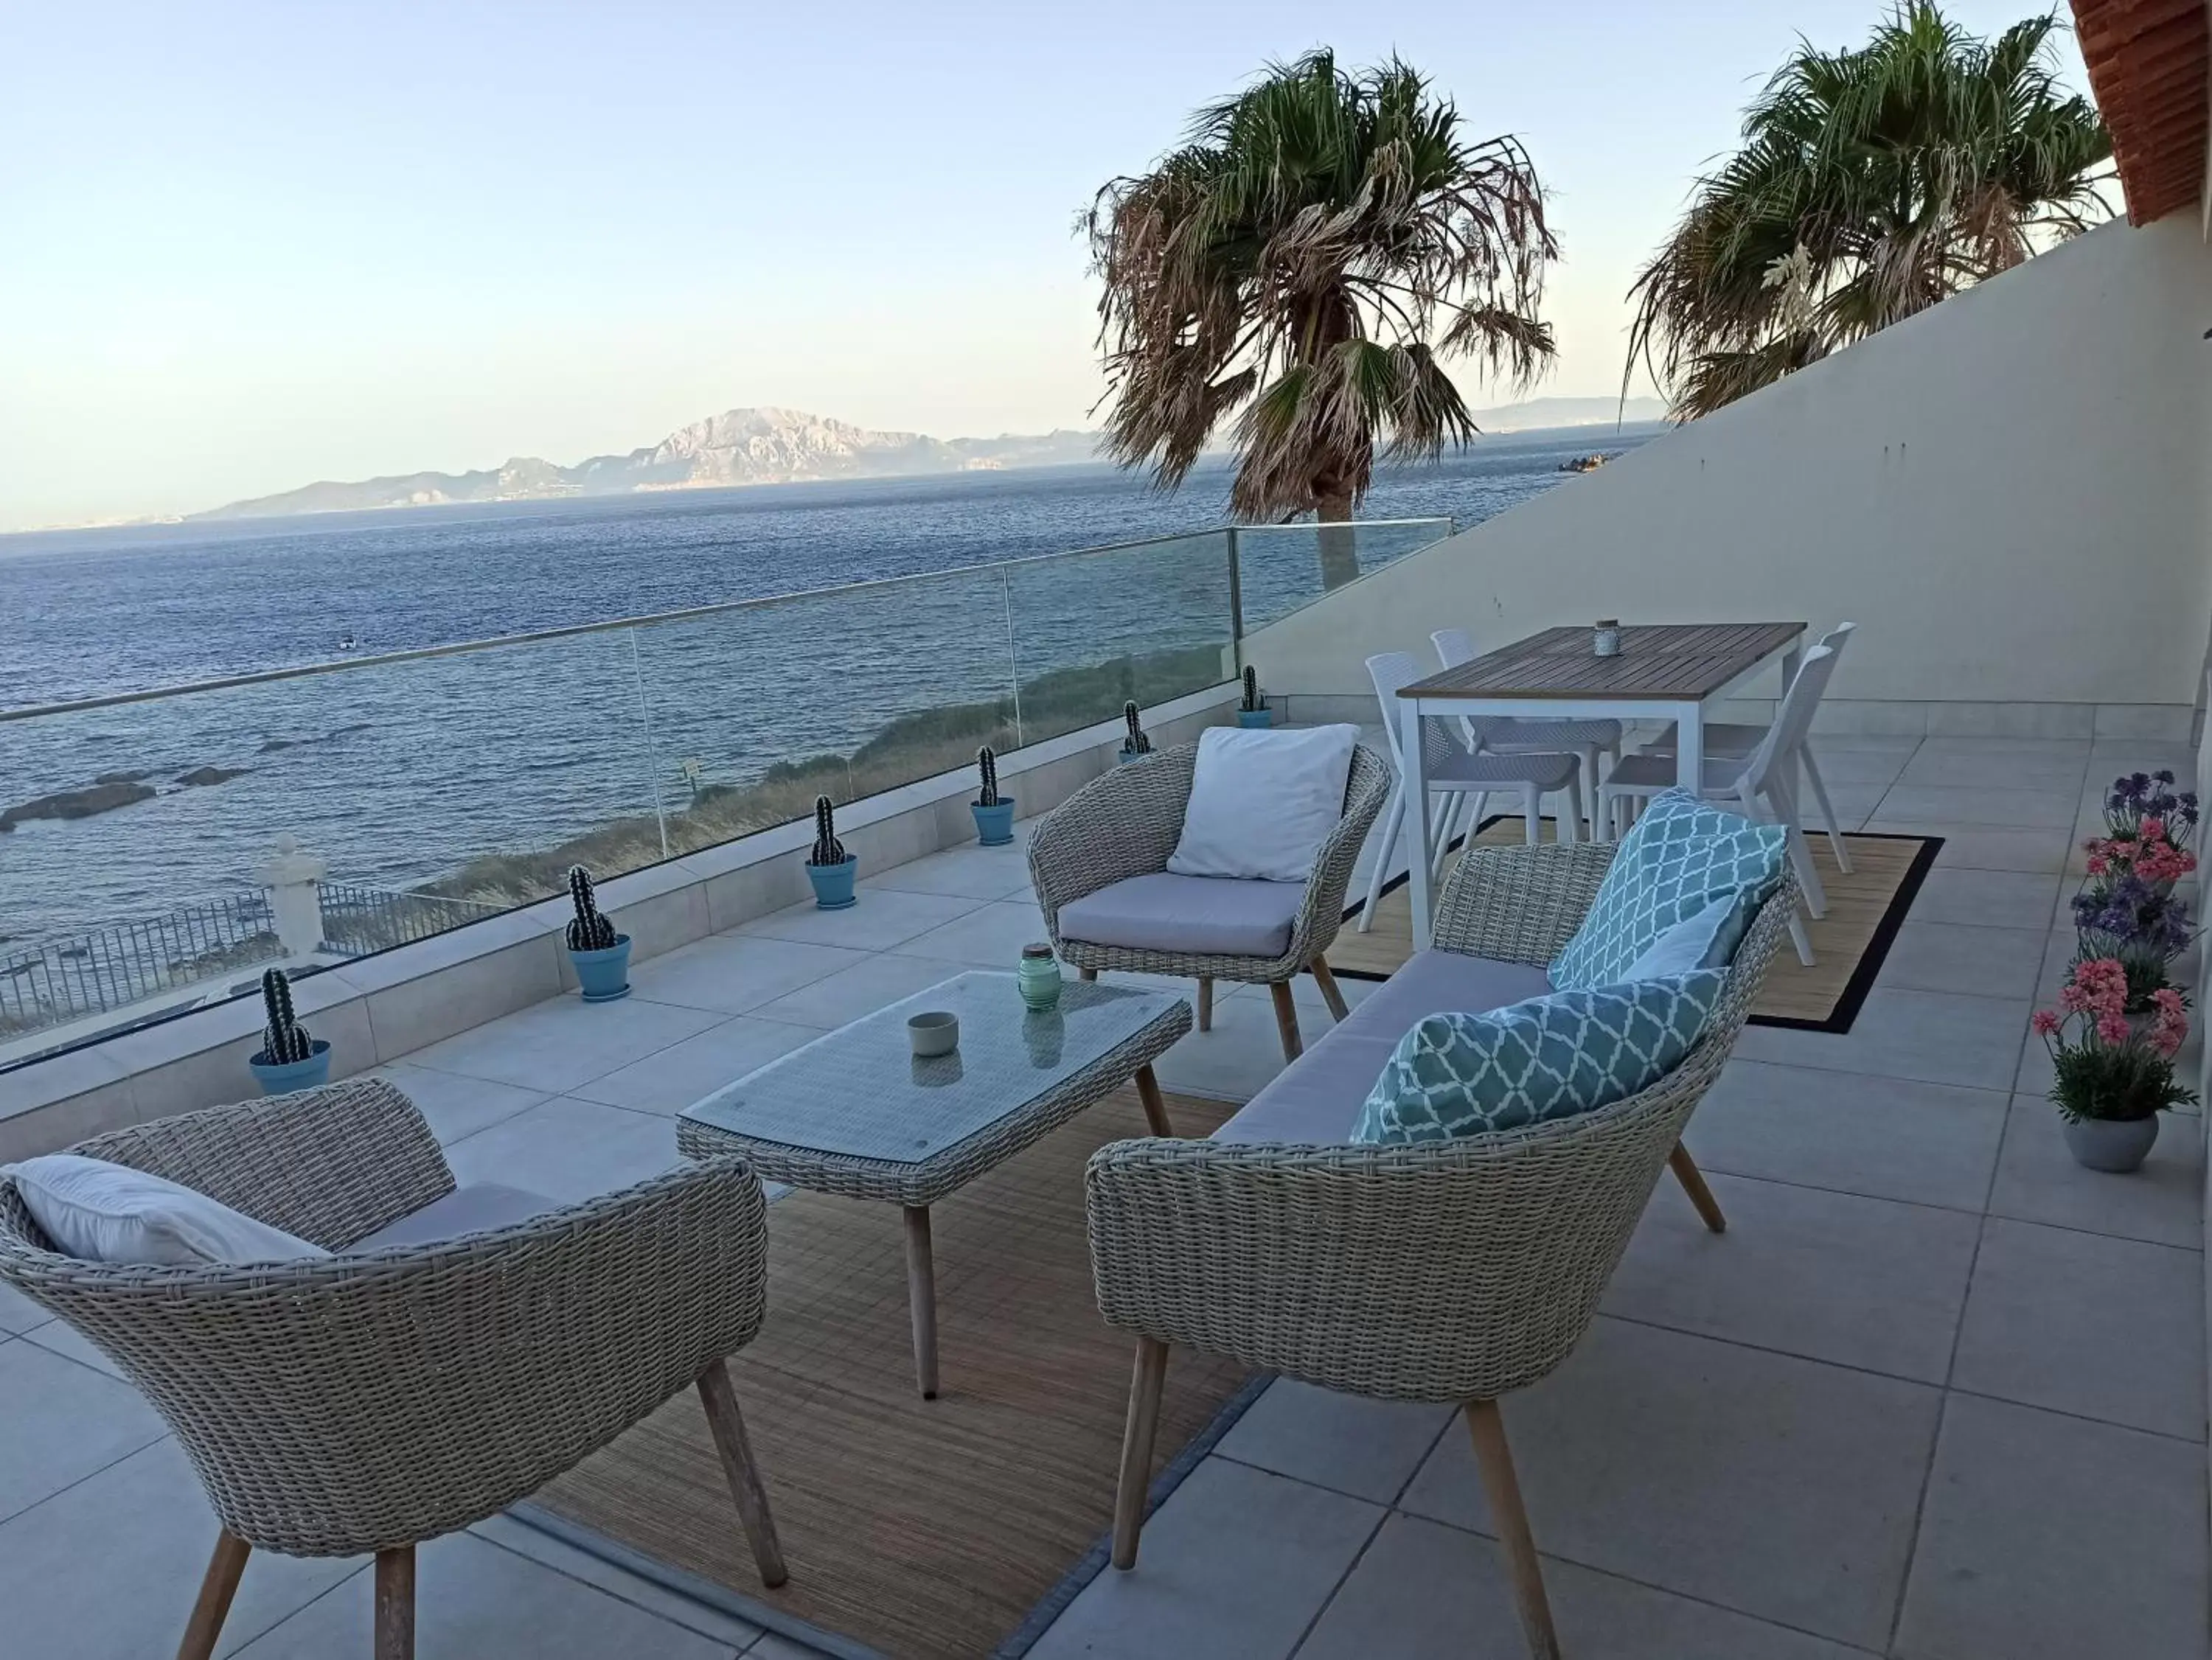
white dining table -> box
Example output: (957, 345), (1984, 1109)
(1394, 621), (1807, 944)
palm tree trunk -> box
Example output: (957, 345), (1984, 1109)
(1316, 491), (1360, 590)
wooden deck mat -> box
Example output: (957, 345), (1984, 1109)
(529, 1086), (1245, 1660)
(1333, 821), (1940, 1033)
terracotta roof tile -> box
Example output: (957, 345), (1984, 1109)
(2070, 0), (2208, 223)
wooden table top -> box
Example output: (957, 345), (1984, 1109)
(1398, 621), (1806, 701)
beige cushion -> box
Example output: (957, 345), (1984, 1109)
(347, 1182), (557, 1252)
(1, 1154), (328, 1266)
(1214, 950), (1554, 1144)
(1060, 872), (1307, 958)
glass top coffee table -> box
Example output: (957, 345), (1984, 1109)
(677, 971), (1192, 1398)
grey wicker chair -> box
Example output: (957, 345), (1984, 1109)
(0, 1078), (787, 1660)
(1087, 843), (1797, 1660)
(1030, 739), (1391, 1063)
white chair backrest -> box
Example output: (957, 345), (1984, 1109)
(1429, 628), (1507, 747)
(1366, 652), (1466, 781)
(1745, 644), (1838, 785)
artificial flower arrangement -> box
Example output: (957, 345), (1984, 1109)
(2039, 771), (2202, 1171)
(2070, 772), (2198, 1013)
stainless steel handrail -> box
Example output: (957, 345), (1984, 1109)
(2, 516), (1453, 722)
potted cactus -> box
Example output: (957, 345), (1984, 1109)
(972, 746), (1016, 845)
(564, 865), (632, 1002)
(247, 966), (331, 1094)
(1117, 701), (1153, 764)
(806, 795), (858, 908)
(1237, 664), (1272, 728)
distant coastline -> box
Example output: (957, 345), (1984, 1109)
(15, 395), (1666, 534)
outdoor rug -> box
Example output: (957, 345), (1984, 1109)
(1333, 820), (1941, 1035)
(521, 1085), (1247, 1660)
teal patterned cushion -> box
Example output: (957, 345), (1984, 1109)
(1549, 789), (1787, 989)
(1352, 971), (1727, 1144)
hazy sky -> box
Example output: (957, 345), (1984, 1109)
(0, 1), (2092, 530)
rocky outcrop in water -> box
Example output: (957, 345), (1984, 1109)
(1, 779), (157, 831)
(175, 765), (251, 787)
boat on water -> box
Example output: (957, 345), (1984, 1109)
(1558, 453), (1611, 474)
(336, 632), (358, 652)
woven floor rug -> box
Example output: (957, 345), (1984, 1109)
(525, 1085), (1245, 1660)
(1333, 822), (1941, 1035)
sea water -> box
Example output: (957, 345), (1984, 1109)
(1, 429), (1653, 942)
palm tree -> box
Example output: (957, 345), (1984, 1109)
(1627, 3), (2111, 421)
(1088, 50), (1557, 587)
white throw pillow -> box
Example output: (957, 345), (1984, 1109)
(1618, 894), (1742, 980)
(1167, 723), (1360, 883)
(2, 1154), (329, 1266)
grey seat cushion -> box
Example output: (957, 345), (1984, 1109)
(1060, 872), (1307, 958)
(347, 1182), (558, 1252)
(1215, 949), (1553, 1144)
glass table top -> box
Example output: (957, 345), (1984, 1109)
(680, 972), (1184, 1165)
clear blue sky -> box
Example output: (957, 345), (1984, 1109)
(0, 1), (2093, 529)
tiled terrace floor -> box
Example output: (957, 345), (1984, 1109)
(1, 730), (2205, 1658)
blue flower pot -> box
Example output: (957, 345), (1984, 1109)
(569, 934), (633, 1002)
(807, 854), (859, 909)
(972, 798), (1017, 846)
(1237, 706), (1273, 728)
(248, 1039), (332, 1096)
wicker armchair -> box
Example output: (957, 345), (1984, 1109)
(0, 1078), (787, 1660)
(1086, 843), (1796, 1660)
(1030, 739), (1391, 1062)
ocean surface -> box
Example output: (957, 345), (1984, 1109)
(2, 426), (1655, 944)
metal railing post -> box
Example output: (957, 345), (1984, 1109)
(1225, 527), (1245, 666)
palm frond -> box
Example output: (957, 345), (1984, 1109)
(1089, 48), (1557, 524)
(1627, 1), (2112, 419)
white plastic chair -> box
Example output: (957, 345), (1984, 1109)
(1598, 644), (1840, 967)
(1636, 623), (1857, 873)
(1357, 652), (1584, 934)
(1431, 628), (1621, 832)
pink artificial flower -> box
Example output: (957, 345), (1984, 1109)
(2141, 817), (2166, 843)
(2153, 987), (2185, 1015)
(2097, 1013), (2132, 1045)
(2086, 851), (2110, 876)
(2031, 1009), (2062, 1036)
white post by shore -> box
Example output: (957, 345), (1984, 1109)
(255, 835), (329, 958)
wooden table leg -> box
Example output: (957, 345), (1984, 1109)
(176, 1530), (251, 1660)
(902, 1204), (939, 1399)
(1196, 977), (1214, 1031)
(1133, 1063), (1173, 1137)
(1079, 966), (1098, 981)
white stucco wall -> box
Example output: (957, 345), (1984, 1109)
(1251, 215), (2212, 716)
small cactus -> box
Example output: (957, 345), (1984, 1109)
(1240, 665), (1262, 713)
(258, 967), (313, 1064)
(810, 795), (847, 866)
(976, 746), (1001, 809)
(565, 865), (618, 951)
(1121, 700), (1152, 756)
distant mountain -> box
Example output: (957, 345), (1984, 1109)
(190, 408), (1106, 521)
(1469, 396), (1666, 431)
(188, 398), (1666, 521)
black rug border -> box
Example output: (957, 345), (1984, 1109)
(1336, 818), (1945, 1037)
(502, 1361), (1277, 1660)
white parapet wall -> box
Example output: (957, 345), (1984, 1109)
(1248, 215), (2212, 737)
(0, 685), (1244, 1160)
